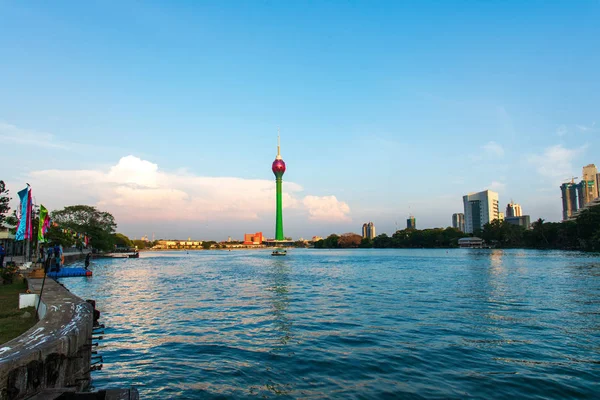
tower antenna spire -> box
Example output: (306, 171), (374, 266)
(276, 127), (281, 159)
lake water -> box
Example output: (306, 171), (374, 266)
(61, 249), (600, 399)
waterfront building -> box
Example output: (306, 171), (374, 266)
(272, 133), (286, 241)
(406, 216), (416, 229)
(505, 215), (531, 229)
(361, 222), (376, 239)
(462, 190), (499, 233)
(561, 182), (578, 221)
(452, 213), (465, 232)
(458, 237), (484, 248)
(312, 236), (323, 242)
(505, 201), (522, 217)
(243, 232), (263, 245)
(154, 240), (201, 249)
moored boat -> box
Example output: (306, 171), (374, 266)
(271, 248), (287, 256)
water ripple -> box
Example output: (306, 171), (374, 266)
(61, 249), (600, 399)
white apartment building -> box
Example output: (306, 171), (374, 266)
(463, 190), (500, 233)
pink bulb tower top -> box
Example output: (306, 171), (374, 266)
(272, 159), (286, 175)
(272, 132), (286, 176)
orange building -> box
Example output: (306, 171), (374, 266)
(243, 232), (263, 245)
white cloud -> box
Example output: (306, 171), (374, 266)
(0, 122), (68, 149)
(302, 195), (351, 222)
(527, 144), (587, 182)
(23, 155), (351, 226)
(482, 141), (505, 158)
(487, 181), (506, 192)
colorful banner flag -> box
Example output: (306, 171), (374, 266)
(15, 186), (32, 241)
(38, 204), (50, 243)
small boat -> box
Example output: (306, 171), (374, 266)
(111, 253), (129, 258)
(271, 248), (287, 256)
(128, 252), (140, 258)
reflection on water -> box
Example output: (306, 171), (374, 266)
(267, 260), (292, 347)
(62, 249), (600, 399)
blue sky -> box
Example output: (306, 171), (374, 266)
(1, 1), (599, 240)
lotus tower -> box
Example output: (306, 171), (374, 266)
(272, 134), (286, 241)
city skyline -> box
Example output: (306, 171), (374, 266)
(1, 1), (599, 239)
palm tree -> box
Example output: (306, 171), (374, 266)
(533, 218), (549, 246)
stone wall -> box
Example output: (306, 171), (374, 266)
(0, 278), (94, 399)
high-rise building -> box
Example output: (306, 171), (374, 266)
(452, 213), (465, 232)
(505, 216), (531, 229)
(577, 180), (596, 209)
(498, 212), (505, 221)
(407, 216), (416, 229)
(582, 164), (598, 199)
(272, 134), (286, 240)
(463, 190), (499, 233)
(362, 222), (376, 239)
(560, 182), (578, 221)
(505, 201), (522, 217)
(577, 164), (599, 208)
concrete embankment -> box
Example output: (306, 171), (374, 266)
(0, 278), (94, 399)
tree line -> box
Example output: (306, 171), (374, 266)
(314, 204), (600, 251)
(314, 228), (467, 249)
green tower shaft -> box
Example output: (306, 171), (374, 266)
(275, 177), (284, 240)
(272, 133), (286, 241)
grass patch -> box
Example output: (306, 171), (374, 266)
(0, 277), (38, 345)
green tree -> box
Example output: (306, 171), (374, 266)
(45, 225), (76, 248)
(373, 233), (391, 248)
(113, 233), (133, 248)
(51, 205), (117, 251)
(323, 234), (340, 248)
(359, 238), (373, 248)
(132, 240), (150, 249)
(0, 181), (10, 225)
(576, 205), (600, 251)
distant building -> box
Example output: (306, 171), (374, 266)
(577, 180), (597, 209)
(498, 212), (505, 221)
(561, 182), (578, 221)
(406, 216), (416, 229)
(578, 165), (598, 209)
(458, 237), (484, 248)
(582, 164), (599, 199)
(505, 201), (522, 217)
(463, 190), (499, 234)
(571, 197), (600, 220)
(312, 236), (323, 242)
(452, 213), (465, 232)
(505, 215), (531, 229)
(561, 164), (600, 221)
(154, 240), (201, 249)
(362, 222), (376, 239)
(243, 232), (263, 245)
